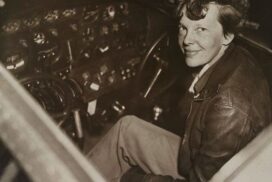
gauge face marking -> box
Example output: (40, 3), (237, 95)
(33, 32), (46, 45)
(2, 20), (21, 33)
(62, 8), (77, 17)
(6, 54), (25, 70)
(44, 10), (59, 23)
(23, 16), (41, 28)
(3, 51), (27, 72)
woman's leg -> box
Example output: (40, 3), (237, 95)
(87, 115), (182, 181)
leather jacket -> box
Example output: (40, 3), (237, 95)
(121, 44), (272, 182)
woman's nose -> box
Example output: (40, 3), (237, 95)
(182, 31), (194, 46)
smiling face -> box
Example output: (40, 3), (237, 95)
(178, 3), (234, 67)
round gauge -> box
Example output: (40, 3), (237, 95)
(0, 39), (30, 74)
(2, 19), (21, 33)
(21, 75), (83, 147)
(119, 2), (129, 15)
(37, 45), (60, 66)
(23, 16), (41, 28)
(4, 52), (27, 72)
(102, 6), (116, 21)
(21, 75), (74, 121)
(33, 32), (46, 44)
(106, 5), (116, 19)
(44, 10), (59, 23)
(32, 30), (62, 67)
(83, 6), (99, 22)
(62, 8), (77, 18)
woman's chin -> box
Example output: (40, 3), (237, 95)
(185, 59), (200, 67)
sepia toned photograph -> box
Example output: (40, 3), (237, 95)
(0, 0), (272, 181)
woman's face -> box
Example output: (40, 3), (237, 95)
(178, 3), (233, 67)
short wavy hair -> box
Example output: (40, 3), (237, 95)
(176, 0), (250, 35)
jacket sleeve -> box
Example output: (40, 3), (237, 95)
(188, 94), (254, 181)
(121, 166), (186, 182)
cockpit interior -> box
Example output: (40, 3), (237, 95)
(0, 0), (271, 181)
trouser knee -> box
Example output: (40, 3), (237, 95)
(117, 115), (142, 139)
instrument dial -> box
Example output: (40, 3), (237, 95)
(2, 19), (21, 33)
(44, 10), (59, 23)
(23, 16), (41, 28)
(62, 8), (77, 18)
(120, 3), (129, 15)
(33, 32), (46, 45)
(32, 30), (62, 67)
(83, 6), (99, 22)
(1, 39), (30, 74)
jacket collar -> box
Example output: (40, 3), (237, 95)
(193, 43), (240, 100)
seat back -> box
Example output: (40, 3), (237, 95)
(235, 34), (272, 95)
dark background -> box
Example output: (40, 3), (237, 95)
(245, 0), (272, 48)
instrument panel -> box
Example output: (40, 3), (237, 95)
(0, 0), (193, 151)
(0, 0), (175, 144)
(0, 1), (149, 102)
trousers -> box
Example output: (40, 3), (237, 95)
(87, 115), (183, 181)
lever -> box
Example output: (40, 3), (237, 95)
(73, 109), (84, 148)
(142, 54), (168, 98)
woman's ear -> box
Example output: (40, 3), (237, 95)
(223, 33), (234, 45)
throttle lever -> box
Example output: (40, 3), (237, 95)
(142, 54), (168, 98)
(73, 109), (84, 149)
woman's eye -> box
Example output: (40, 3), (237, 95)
(197, 27), (207, 32)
